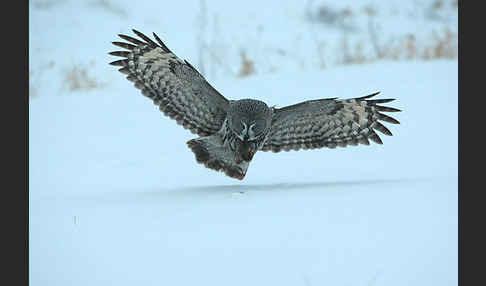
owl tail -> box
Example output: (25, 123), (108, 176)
(187, 135), (249, 180)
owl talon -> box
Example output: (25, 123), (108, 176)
(187, 139), (209, 163)
(224, 167), (245, 180)
(187, 136), (249, 180)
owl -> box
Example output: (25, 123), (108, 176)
(109, 29), (401, 180)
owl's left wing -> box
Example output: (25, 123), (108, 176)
(109, 29), (229, 136)
(262, 92), (401, 152)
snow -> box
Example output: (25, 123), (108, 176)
(30, 1), (457, 285)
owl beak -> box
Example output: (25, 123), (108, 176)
(247, 146), (256, 160)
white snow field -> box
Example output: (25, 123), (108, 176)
(29, 1), (457, 285)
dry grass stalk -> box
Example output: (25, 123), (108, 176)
(237, 51), (255, 77)
(62, 64), (104, 92)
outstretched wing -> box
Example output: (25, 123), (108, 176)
(262, 92), (401, 152)
(109, 29), (230, 136)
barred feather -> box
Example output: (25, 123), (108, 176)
(109, 51), (131, 57)
(109, 29), (230, 137)
(112, 41), (136, 50)
(117, 34), (145, 46)
(262, 92), (401, 152)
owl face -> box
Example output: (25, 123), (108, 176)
(228, 99), (273, 162)
(230, 115), (267, 141)
(231, 116), (266, 162)
(229, 99), (271, 141)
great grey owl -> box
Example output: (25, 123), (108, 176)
(109, 29), (401, 180)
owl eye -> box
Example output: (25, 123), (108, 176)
(251, 119), (266, 135)
(231, 116), (246, 133)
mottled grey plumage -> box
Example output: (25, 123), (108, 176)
(110, 29), (401, 180)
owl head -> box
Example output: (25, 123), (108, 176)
(228, 99), (273, 162)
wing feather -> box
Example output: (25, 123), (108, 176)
(109, 29), (229, 136)
(262, 92), (400, 152)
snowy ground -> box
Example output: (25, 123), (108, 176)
(30, 1), (457, 285)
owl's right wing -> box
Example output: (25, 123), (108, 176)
(262, 92), (401, 152)
(109, 29), (230, 136)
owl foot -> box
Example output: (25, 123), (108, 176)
(187, 137), (249, 180)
